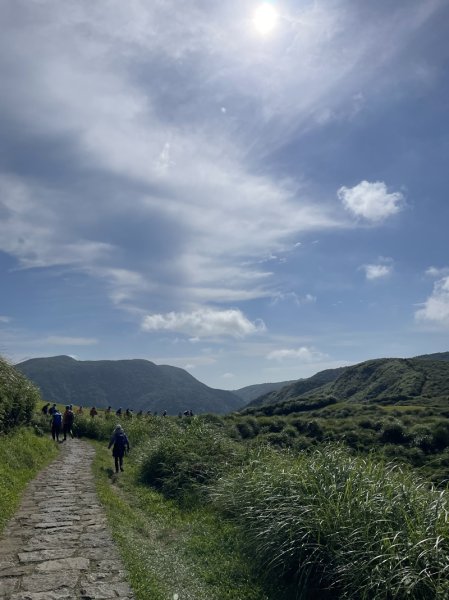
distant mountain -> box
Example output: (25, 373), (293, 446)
(232, 380), (296, 403)
(16, 356), (242, 415)
(246, 367), (348, 408)
(327, 357), (449, 402)
(242, 353), (449, 414)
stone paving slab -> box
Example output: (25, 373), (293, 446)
(0, 440), (135, 599)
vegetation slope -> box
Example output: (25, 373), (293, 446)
(248, 354), (449, 407)
(0, 357), (58, 533)
(69, 411), (449, 600)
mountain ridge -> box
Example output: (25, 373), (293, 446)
(16, 355), (242, 415)
(241, 352), (449, 413)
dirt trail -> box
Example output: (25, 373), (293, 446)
(0, 439), (135, 599)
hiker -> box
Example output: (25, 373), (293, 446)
(162, 410), (167, 417)
(77, 405), (83, 414)
(49, 403), (57, 416)
(41, 402), (50, 415)
(105, 406), (112, 416)
(116, 407), (122, 417)
(137, 410), (143, 418)
(125, 408), (133, 419)
(90, 406), (98, 418)
(108, 425), (130, 473)
(62, 405), (74, 441)
(51, 409), (63, 442)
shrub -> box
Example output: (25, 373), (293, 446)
(0, 358), (40, 433)
(139, 418), (244, 504)
(235, 417), (259, 439)
(431, 422), (449, 451)
(380, 422), (408, 444)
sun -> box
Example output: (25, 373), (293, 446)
(253, 3), (279, 35)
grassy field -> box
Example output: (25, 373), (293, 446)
(91, 439), (281, 600)
(0, 427), (59, 533)
(75, 412), (449, 599)
(28, 401), (449, 598)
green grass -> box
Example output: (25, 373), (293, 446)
(213, 444), (449, 599)
(91, 439), (278, 600)
(0, 427), (59, 533)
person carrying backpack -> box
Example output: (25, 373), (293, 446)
(51, 409), (63, 442)
(62, 405), (75, 441)
(108, 425), (130, 473)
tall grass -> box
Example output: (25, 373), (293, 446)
(212, 445), (449, 599)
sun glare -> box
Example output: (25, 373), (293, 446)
(253, 3), (279, 35)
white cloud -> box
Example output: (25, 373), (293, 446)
(270, 292), (316, 306)
(152, 355), (217, 369)
(363, 264), (393, 280)
(415, 276), (449, 327)
(221, 372), (235, 379)
(338, 181), (404, 222)
(142, 308), (266, 338)
(43, 336), (98, 346)
(266, 346), (326, 362)
(0, 316), (11, 323)
(89, 267), (150, 306)
(425, 266), (449, 278)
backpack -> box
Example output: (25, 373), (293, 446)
(53, 412), (62, 427)
(114, 432), (127, 450)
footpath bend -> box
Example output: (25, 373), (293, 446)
(0, 439), (135, 600)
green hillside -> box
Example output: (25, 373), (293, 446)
(244, 353), (449, 411)
(248, 366), (348, 407)
(232, 380), (296, 403)
(16, 356), (242, 414)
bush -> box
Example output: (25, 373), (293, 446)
(0, 358), (40, 433)
(235, 419), (257, 439)
(432, 422), (449, 451)
(380, 422), (408, 444)
(213, 445), (449, 599)
(139, 418), (244, 504)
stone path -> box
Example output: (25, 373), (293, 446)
(0, 439), (135, 600)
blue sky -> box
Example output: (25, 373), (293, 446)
(1, 0), (449, 389)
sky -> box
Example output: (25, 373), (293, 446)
(1, 0), (449, 390)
